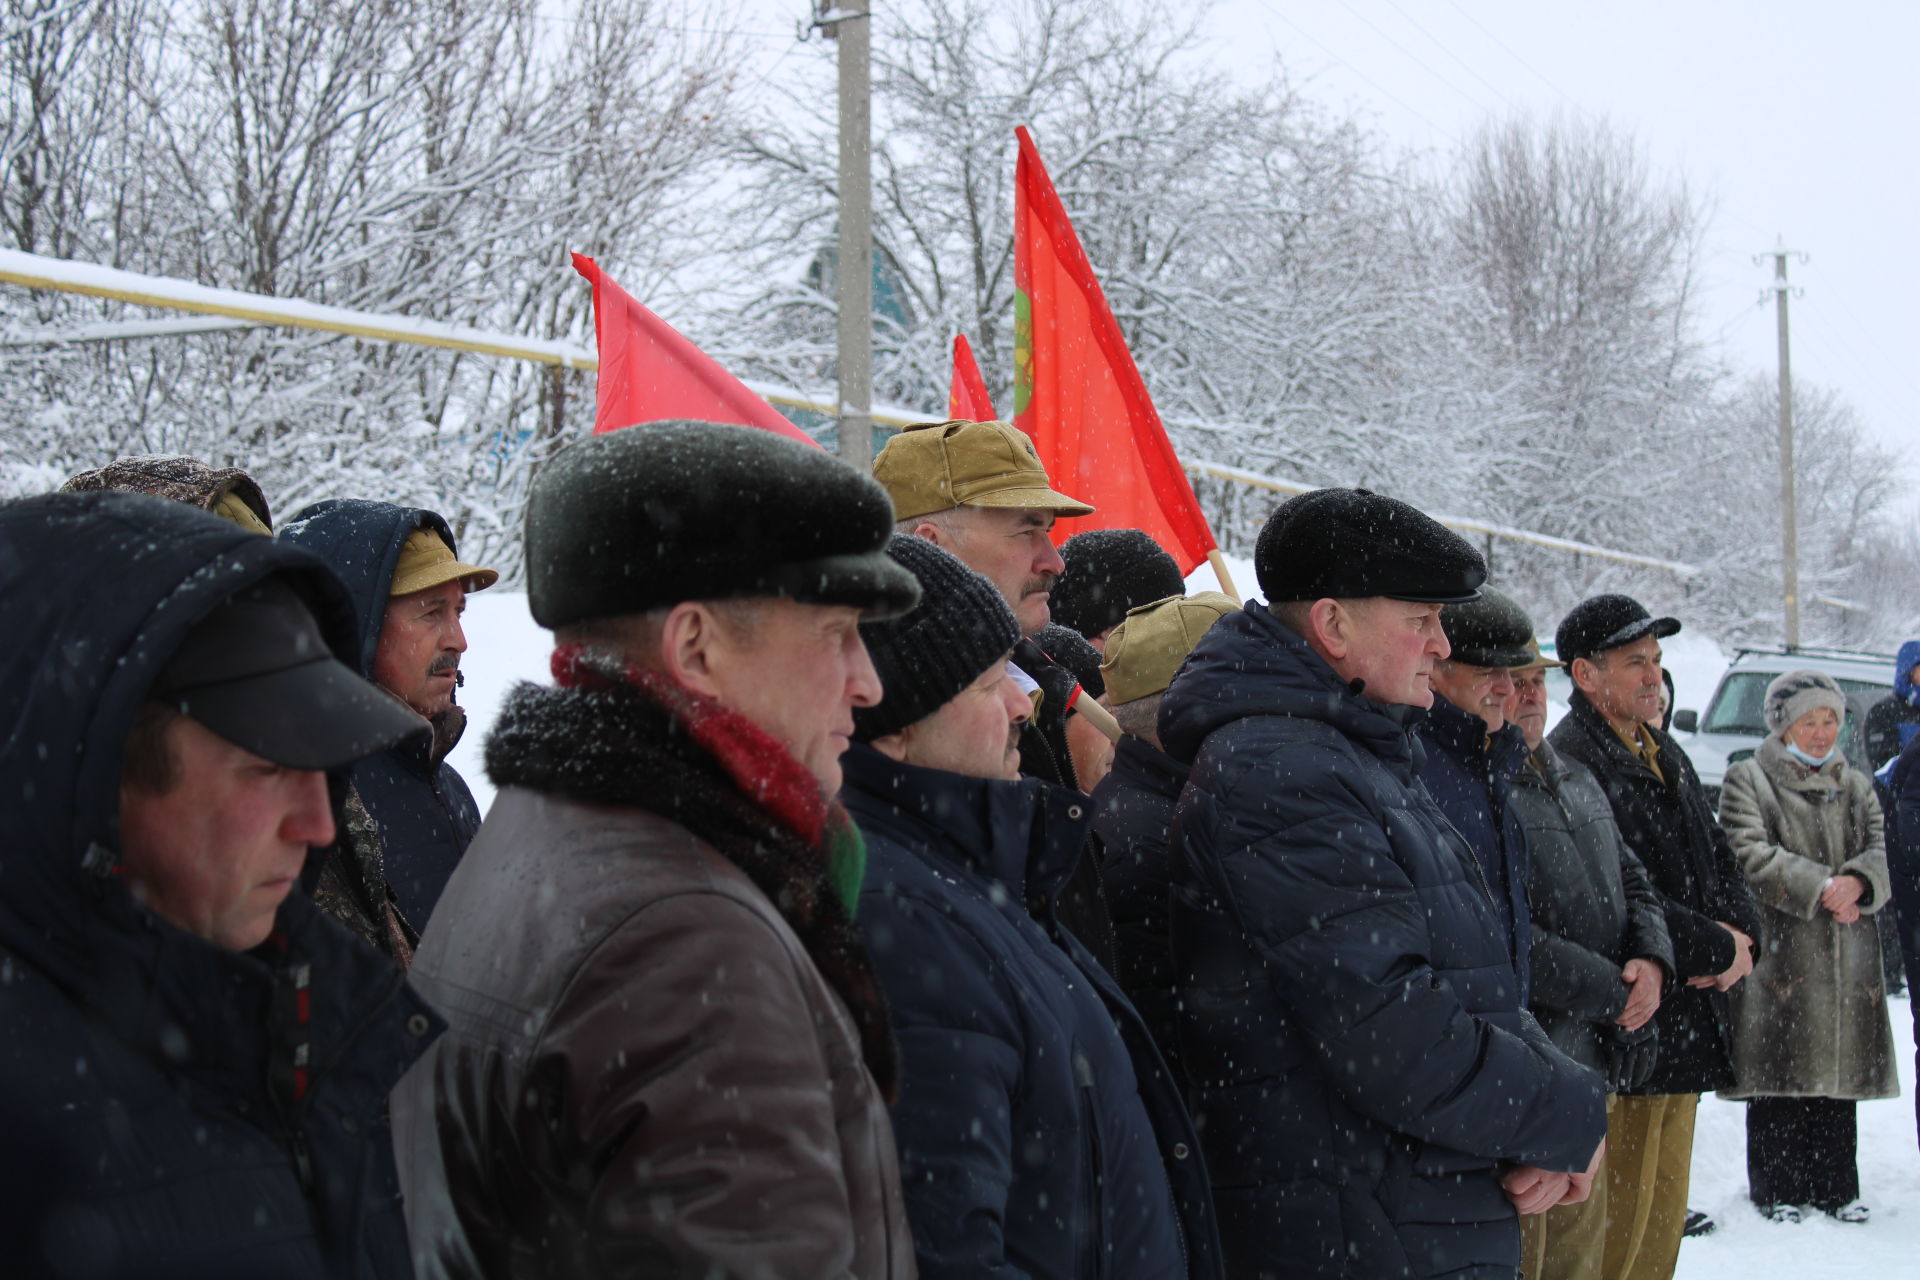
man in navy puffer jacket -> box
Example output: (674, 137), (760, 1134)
(845, 534), (1223, 1279)
(1163, 489), (1607, 1279)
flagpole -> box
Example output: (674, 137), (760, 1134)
(1206, 549), (1241, 604)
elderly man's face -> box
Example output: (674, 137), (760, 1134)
(1573, 635), (1664, 729)
(917, 507), (1064, 636)
(119, 716), (335, 951)
(1506, 666), (1552, 749)
(1334, 598), (1451, 708)
(1429, 660), (1516, 733)
(699, 599), (882, 794)
(891, 660), (1030, 781)
(375, 580), (467, 717)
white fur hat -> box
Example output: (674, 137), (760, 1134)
(1763, 669), (1847, 736)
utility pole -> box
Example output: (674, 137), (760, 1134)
(1756, 240), (1807, 648)
(822, 4), (872, 465)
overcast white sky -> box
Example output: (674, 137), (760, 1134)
(741, 1), (1916, 488)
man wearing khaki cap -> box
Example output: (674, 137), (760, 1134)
(1090, 592), (1239, 1069)
(280, 500), (499, 933)
(875, 418), (1122, 957)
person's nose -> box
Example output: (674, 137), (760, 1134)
(1489, 671), (1515, 702)
(1001, 676), (1032, 726)
(284, 770), (337, 849)
(1035, 537), (1065, 578)
(846, 632), (883, 708)
(447, 612), (468, 654)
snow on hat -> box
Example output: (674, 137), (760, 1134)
(1255, 487), (1484, 604)
(853, 535), (1021, 742)
(1051, 529), (1186, 640)
(1764, 669), (1847, 737)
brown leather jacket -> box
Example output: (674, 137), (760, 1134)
(393, 785), (916, 1279)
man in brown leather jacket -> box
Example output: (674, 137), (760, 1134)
(392, 421), (923, 1279)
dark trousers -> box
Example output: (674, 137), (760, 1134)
(1746, 1096), (1859, 1210)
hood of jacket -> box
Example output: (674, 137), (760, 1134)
(0, 491), (429, 1066)
(277, 498), (461, 679)
(1158, 600), (1423, 776)
(1896, 639), (1920, 707)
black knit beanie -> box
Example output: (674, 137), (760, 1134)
(853, 535), (1021, 742)
(1051, 529), (1185, 639)
(1034, 623), (1105, 700)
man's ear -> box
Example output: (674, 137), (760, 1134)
(1306, 597), (1350, 660)
(657, 602), (726, 699)
(1569, 656), (1600, 696)
(910, 519), (949, 548)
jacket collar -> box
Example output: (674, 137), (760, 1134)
(1565, 689), (1667, 786)
(1517, 737), (1570, 791)
(840, 742), (1092, 906)
(1106, 734), (1189, 802)
(1755, 733), (1847, 792)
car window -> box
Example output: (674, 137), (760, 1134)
(1701, 672), (1771, 735)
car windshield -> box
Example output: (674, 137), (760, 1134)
(1701, 670), (1887, 752)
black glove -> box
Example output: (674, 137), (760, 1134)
(1605, 1021), (1659, 1093)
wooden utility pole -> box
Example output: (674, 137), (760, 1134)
(1758, 241), (1806, 648)
(823, 4), (873, 464)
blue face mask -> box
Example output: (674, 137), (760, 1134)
(1784, 740), (1839, 769)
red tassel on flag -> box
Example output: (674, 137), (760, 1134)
(1011, 128), (1219, 575)
(948, 334), (995, 420)
(571, 253), (816, 447)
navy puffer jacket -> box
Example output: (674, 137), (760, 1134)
(1414, 694), (1533, 1000)
(1161, 604), (1605, 1280)
(844, 744), (1223, 1280)
(0, 492), (441, 1279)
(279, 500), (482, 926)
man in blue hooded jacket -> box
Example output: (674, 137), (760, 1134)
(0, 491), (441, 1279)
(280, 500), (498, 929)
(1866, 639), (1920, 772)
(1163, 488), (1606, 1279)
(844, 534), (1223, 1279)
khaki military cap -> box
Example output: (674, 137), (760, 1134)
(872, 419), (1094, 523)
(390, 526), (499, 597)
(1100, 591), (1240, 705)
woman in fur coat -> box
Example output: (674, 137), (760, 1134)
(1719, 670), (1898, 1224)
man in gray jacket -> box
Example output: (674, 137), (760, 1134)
(1507, 641), (1673, 1280)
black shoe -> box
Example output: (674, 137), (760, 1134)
(1684, 1208), (1719, 1236)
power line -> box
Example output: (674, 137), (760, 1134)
(1251, 0), (1454, 140)
(1380, 0), (1521, 114)
(1328, 0), (1498, 116)
(1437, 0), (1574, 105)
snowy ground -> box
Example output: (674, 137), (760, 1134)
(450, 587), (1916, 1277)
(1679, 1000), (1918, 1278)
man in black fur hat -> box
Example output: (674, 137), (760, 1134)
(392, 421), (921, 1279)
(1052, 528), (1186, 651)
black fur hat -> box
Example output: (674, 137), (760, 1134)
(1440, 587), (1537, 668)
(1033, 623), (1105, 700)
(853, 536), (1021, 742)
(1255, 488), (1484, 605)
(1052, 529), (1185, 639)
(1555, 593), (1680, 665)
(525, 421), (920, 629)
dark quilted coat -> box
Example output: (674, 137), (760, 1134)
(844, 744), (1223, 1280)
(0, 492), (441, 1279)
(1549, 691), (1762, 1095)
(279, 500), (483, 926)
(1160, 604), (1605, 1279)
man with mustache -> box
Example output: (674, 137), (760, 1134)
(280, 501), (498, 936)
(841, 534), (1223, 1279)
(872, 418), (1120, 960)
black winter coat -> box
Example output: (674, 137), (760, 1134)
(1091, 734), (1191, 1076)
(1509, 742), (1674, 1082)
(279, 500), (483, 926)
(1014, 634), (1119, 973)
(1414, 695), (1533, 998)
(1548, 691), (1762, 1095)
(844, 744), (1223, 1280)
(1161, 605), (1605, 1280)
(0, 492), (441, 1279)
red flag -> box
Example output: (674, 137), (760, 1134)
(1012, 127), (1217, 572)
(572, 253), (816, 447)
(948, 334), (995, 420)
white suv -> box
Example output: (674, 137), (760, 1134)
(1670, 646), (1895, 810)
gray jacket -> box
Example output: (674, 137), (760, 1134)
(1511, 742), (1675, 1085)
(1719, 738), (1898, 1101)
